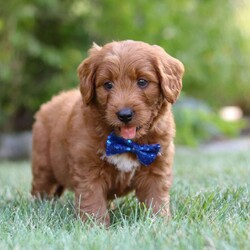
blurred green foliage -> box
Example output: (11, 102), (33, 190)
(173, 97), (245, 146)
(0, 0), (249, 144)
(0, 0), (91, 130)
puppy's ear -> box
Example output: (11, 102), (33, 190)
(77, 43), (102, 105)
(154, 45), (185, 104)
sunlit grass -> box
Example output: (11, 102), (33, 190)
(0, 149), (249, 249)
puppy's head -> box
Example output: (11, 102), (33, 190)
(78, 40), (184, 139)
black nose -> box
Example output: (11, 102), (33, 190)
(116, 108), (134, 123)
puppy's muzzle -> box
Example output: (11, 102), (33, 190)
(116, 108), (134, 123)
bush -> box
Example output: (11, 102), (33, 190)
(174, 97), (245, 146)
(0, 0), (249, 145)
(0, 0), (91, 131)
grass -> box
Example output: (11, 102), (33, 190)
(0, 148), (249, 250)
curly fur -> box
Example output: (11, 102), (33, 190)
(31, 40), (184, 226)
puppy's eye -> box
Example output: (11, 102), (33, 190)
(137, 79), (149, 89)
(103, 81), (114, 90)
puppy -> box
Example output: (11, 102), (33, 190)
(31, 40), (184, 225)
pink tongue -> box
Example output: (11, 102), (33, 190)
(120, 127), (136, 139)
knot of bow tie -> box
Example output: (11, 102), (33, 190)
(106, 132), (161, 166)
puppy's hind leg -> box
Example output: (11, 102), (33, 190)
(31, 120), (63, 198)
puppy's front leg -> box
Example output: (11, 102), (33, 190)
(135, 167), (172, 218)
(74, 175), (110, 226)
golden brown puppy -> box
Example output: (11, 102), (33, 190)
(31, 40), (184, 226)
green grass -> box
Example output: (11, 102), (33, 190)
(0, 149), (249, 250)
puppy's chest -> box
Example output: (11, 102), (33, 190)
(101, 152), (140, 172)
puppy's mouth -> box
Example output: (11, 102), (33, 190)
(118, 126), (142, 139)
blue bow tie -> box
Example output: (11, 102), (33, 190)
(106, 132), (161, 166)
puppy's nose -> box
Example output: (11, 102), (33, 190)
(116, 108), (134, 123)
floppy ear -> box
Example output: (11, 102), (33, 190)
(154, 45), (185, 104)
(77, 43), (102, 105)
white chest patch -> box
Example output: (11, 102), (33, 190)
(101, 153), (140, 172)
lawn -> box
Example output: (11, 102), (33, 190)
(0, 148), (249, 250)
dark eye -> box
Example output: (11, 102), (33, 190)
(104, 81), (113, 90)
(137, 79), (149, 89)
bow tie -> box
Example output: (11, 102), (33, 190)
(106, 132), (161, 166)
